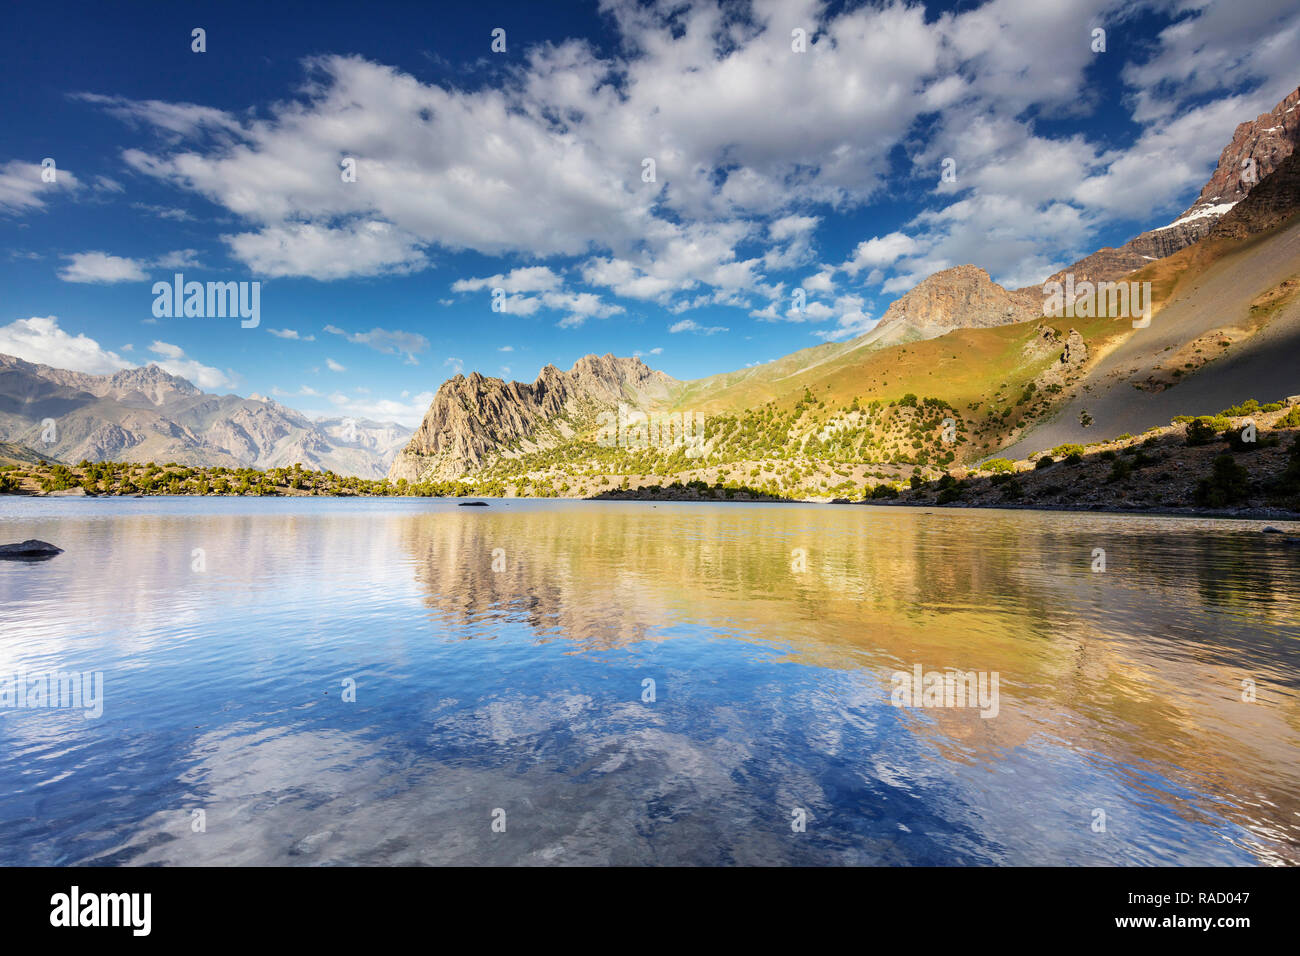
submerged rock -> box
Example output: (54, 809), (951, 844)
(458, 500), (489, 507)
(0, 539), (63, 560)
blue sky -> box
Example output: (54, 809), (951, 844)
(2, 0), (1296, 426)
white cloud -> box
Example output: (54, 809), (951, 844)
(330, 326), (429, 363)
(267, 328), (316, 341)
(769, 215), (820, 241)
(841, 232), (920, 275)
(77, 0), (1300, 306)
(58, 251), (148, 284)
(1121, 2), (1300, 124)
(0, 160), (80, 214)
(801, 268), (836, 294)
(224, 220), (426, 279)
(58, 249), (209, 284)
(811, 295), (877, 341)
(452, 266), (564, 294)
(73, 93), (243, 138)
(326, 358), (346, 372)
(317, 390), (435, 428)
(147, 341), (237, 390)
(0, 316), (132, 375)
(668, 319), (728, 335)
(154, 249), (203, 270)
(542, 290), (624, 328)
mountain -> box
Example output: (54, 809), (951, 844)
(872, 265), (1040, 336)
(0, 354), (411, 478)
(389, 355), (676, 482)
(389, 85), (1300, 499)
(1040, 85), (1299, 288)
(0, 440), (57, 467)
(999, 146), (1300, 458)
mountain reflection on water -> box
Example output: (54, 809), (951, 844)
(1, 497), (1297, 865)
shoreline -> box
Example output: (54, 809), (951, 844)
(5, 488), (1298, 524)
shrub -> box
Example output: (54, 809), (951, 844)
(982, 458), (1015, 473)
(1185, 417), (1219, 446)
(871, 483), (899, 499)
(1224, 423), (1277, 452)
(1195, 455), (1251, 507)
(1268, 436), (1300, 503)
(1220, 399), (1260, 417)
(936, 487), (961, 504)
(1035, 455), (1056, 470)
(1052, 443), (1085, 458)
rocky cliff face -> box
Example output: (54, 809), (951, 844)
(1041, 85), (1300, 288)
(874, 265), (1041, 336)
(1207, 148), (1300, 240)
(389, 355), (678, 482)
(0, 353), (410, 477)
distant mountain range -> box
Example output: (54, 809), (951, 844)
(388, 84), (1300, 497)
(0, 356), (411, 478)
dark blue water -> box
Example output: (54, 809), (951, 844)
(2, 497), (1298, 864)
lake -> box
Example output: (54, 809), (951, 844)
(2, 497), (1298, 865)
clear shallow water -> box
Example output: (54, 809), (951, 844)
(1, 497), (1298, 866)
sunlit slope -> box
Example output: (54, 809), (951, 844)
(0, 441), (58, 466)
(1002, 211), (1300, 457)
(671, 313), (1104, 424)
(667, 323), (921, 412)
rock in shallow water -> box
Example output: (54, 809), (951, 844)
(0, 539), (63, 559)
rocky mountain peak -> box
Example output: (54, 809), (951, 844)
(389, 353), (680, 482)
(877, 264), (1040, 334)
(103, 363), (203, 405)
(1040, 84), (1300, 289)
(1192, 86), (1299, 209)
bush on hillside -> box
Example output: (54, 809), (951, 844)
(1185, 418), (1219, 446)
(1194, 455), (1251, 507)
